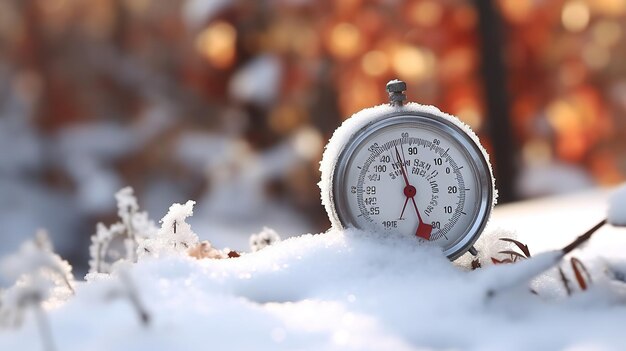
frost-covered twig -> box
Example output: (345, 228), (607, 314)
(0, 232), (74, 351)
(1, 232), (75, 296)
(89, 187), (157, 274)
(139, 200), (199, 257)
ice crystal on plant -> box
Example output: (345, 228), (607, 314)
(0, 232), (74, 329)
(139, 200), (199, 257)
(88, 187), (157, 274)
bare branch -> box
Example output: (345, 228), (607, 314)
(562, 219), (607, 255)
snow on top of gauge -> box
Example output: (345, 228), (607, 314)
(319, 102), (497, 228)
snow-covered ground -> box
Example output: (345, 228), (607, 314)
(1, 188), (626, 351)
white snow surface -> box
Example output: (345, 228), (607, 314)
(608, 183), (626, 226)
(3, 189), (626, 350)
(319, 102), (496, 229)
(2, 222), (626, 350)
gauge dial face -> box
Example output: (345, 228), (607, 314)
(332, 114), (492, 259)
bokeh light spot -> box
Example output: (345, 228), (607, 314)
(328, 22), (362, 59)
(392, 46), (435, 81)
(562, 1), (590, 33)
(456, 106), (482, 131)
(592, 20), (622, 47)
(408, 0), (443, 27)
(522, 139), (553, 165)
(499, 0), (534, 24)
(583, 44), (611, 70)
(196, 21), (237, 69)
(361, 51), (389, 77)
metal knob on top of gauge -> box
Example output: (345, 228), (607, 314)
(320, 79), (496, 260)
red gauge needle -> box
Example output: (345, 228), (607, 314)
(395, 147), (411, 188)
(395, 146), (432, 240)
(399, 197), (409, 219)
(411, 197), (432, 240)
(395, 146), (412, 219)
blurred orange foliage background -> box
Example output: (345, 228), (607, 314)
(1, 0), (625, 264)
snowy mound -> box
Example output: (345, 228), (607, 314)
(608, 183), (626, 227)
(3, 227), (626, 351)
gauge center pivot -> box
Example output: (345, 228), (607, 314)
(403, 185), (416, 198)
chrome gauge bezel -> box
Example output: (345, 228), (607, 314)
(329, 111), (494, 260)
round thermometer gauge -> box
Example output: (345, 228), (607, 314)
(321, 80), (496, 260)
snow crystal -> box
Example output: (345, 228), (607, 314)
(319, 102), (497, 231)
(608, 183), (626, 226)
(249, 227), (281, 252)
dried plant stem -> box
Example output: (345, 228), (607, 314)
(558, 267), (572, 296)
(487, 218), (607, 299)
(562, 219), (607, 255)
(34, 305), (56, 351)
(570, 257), (591, 290)
(61, 275), (75, 295)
